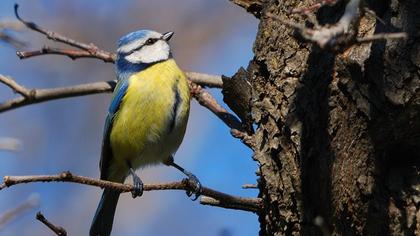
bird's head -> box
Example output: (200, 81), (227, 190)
(117, 30), (174, 65)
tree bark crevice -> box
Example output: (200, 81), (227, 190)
(248, 0), (419, 235)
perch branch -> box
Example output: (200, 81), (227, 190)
(36, 212), (67, 236)
(0, 75), (243, 135)
(0, 171), (263, 213)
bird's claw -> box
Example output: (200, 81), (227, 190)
(131, 174), (144, 198)
(184, 173), (202, 201)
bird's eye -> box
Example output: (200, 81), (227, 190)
(145, 38), (157, 45)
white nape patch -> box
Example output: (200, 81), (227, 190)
(125, 40), (170, 64)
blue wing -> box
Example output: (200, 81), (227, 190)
(99, 78), (129, 180)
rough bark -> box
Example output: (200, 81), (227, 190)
(246, 0), (419, 235)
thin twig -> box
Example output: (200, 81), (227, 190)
(0, 75), (31, 97)
(14, 5), (223, 89)
(14, 4), (112, 62)
(289, 0), (337, 14)
(16, 51), (222, 89)
(0, 32), (26, 48)
(308, 0), (362, 48)
(0, 75), (116, 113)
(189, 82), (244, 131)
(0, 171), (263, 213)
(266, 0), (405, 52)
(185, 72), (223, 88)
(10, 5), (246, 137)
(356, 32), (407, 43)
(242, 184), (258, 189)
(0, 74), (226, 115)
(36, 212), (67, 236)
(231, 128), (254, 148)
(266, 0), (363, 51)
(17, 46), (116, 63)
(0, 19), (26, 48)
(230, 0), (263, 18)
(0, 193), (39, 230)
(0, 20), (24, 31)
(200, 196), (259, 213)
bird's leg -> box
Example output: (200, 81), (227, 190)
(127, 162), (143, 198)
(164, 156), (202, 200)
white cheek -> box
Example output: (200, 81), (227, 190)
(125, 41), (170, 64)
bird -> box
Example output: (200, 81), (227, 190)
(90, 30), (201, 236)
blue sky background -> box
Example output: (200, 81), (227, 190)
(0, 1), (259, 235)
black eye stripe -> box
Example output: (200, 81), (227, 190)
(126, 38), (159, 55)
(145, 38), (158, 45)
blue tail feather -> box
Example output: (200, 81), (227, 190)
(90, 189), (120, 236)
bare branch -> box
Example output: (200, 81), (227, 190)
(189, 82), (244, 131)
(16, 49), (223, 88)
(36, 212), (67, 236)
(0, 74), (224, 114)
(230, 0), (263, 18)
(200, 196), (259, 213)
(16, 46), (116, 63)
(289, 0), (337, 14)
(0, 74), (32, 97)
(266, 0), (407, 52)
(308, 0), (362, 47)
(242, 184), (258, 189)
(0, 193), (39, 230)
(0, 32), (26, 49)
(0, 171), (263, 213)
(0, 20), (24, 31)
(0, 19), (26, 48)
(14, 4), (112, 61)
(356, 32), (407, 44)
(10, 4), (247, 138)
(0, 76), (116, 113)
(185, 72), (223, 88)
(14, 5), (223, 89)
(231, 128), (254, 148)
(0, 75), (241, 137)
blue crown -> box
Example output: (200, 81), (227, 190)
(117, 30), (152, 48)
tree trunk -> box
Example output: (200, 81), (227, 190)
(247, 0), (420, 235)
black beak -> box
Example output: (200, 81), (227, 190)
(162, 31), (174, 41)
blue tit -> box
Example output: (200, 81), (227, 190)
(90, 30), (201, 236)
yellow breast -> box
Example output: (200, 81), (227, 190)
(109, 59), (190, 168)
